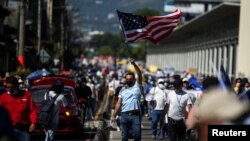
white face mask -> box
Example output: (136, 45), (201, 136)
(158, 84), (165, 89)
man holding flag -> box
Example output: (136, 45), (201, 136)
(111, 58), (142, 141)
(113, 9), (182, 141)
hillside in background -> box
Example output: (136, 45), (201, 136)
(68, 0), (166, 34)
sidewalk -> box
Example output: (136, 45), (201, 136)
(108, 116), (170, 141)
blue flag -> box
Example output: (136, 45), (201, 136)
(188, 75), (204, 91)
(218, 65), (233, 92)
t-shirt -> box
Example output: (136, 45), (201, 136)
(75, 85), (92, 100)
(167, 90), (192, 120)
(108, 79), (120, 92)
(87, 82), (95, 99)
(146, 86), (167, 110)
(44, 91), (68, 129)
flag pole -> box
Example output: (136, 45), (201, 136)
(125, 43), (131, 59)
(117, 10), (131, 59)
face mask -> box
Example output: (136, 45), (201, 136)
(158, 84), (165, 89)
(126, 81), (134, 87)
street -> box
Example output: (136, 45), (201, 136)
(31, 120), (98, 141)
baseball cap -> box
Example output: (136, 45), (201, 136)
(157, 78), (164, 83)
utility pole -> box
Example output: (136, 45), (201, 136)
(5, 0), (9, 7)
(37, 0), (41, 55)
(17, 0), (26, 67)
(61, 10), (64, 51)
(47, 0), (53, 41)
(60, 9), (65, 71)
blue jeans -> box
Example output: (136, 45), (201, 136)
(13, 128), (30, 141)
(147, 102), (153, 116)
(151, 110), (164, 137)
(120, 113), (141, 141)
(44, 129), (55, 141)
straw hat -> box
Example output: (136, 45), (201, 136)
(197, 88), (249, 121)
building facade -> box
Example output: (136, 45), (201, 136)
(0, 4), (16, 75)
(146, 2), (240, 79)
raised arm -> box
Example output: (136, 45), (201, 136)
(130, 58), (142, 85)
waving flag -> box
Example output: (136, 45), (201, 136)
(117, 9), (182, 44)
(188, 75), (204, 91)
(218, 65), (233, 92)
(210, 61), (234, 93)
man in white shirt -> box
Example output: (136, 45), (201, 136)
(164, 79), (192, 141)
(146, 78), (167, 139)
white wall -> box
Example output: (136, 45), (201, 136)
(236, 0), (250, 78)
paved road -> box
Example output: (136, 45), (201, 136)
(32, 120), (98, 141)
(108, 116), (170, 141)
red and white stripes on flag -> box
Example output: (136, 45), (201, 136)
(117, 9), (182, 44)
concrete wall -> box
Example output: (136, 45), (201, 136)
(236, 0), (250, 78)
(146, 37), (237, 78)
(146, 3), (240, 79)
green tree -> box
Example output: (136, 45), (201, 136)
(91, 33), (123, 56)
(134, 8), (160, 16)
(96, 45), (113, 56)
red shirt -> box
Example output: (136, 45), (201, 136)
(0, 90), (38, 126)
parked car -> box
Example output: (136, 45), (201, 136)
(29, 77), (86, 137)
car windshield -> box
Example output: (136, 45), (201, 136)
(30, 87), (75, 104)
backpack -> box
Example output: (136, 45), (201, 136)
(38, 92), (60, 128)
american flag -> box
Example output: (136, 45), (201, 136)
(117, 9), (182, 44)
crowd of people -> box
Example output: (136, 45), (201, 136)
(108, 60), (250, 141)
(1, 57), (250, 141)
